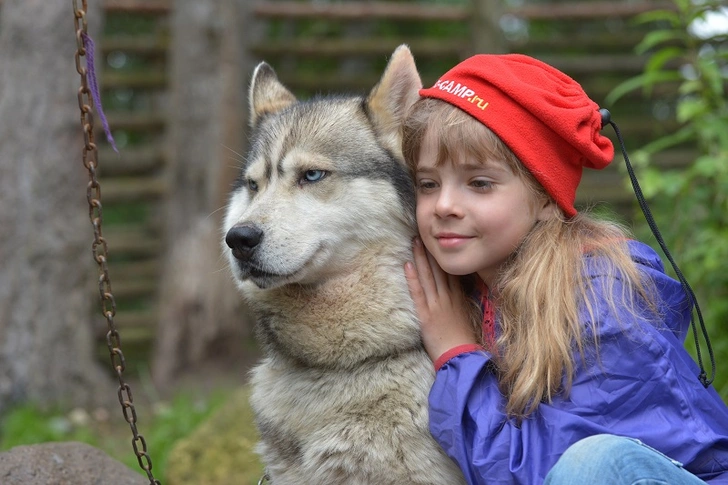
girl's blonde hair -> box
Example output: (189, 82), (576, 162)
(403, 99), (658, 418)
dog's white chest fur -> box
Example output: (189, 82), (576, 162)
(250, 350), (462, 484)
(244, 255), (465, 484)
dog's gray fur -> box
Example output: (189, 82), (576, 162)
(222, 45), (466, 484)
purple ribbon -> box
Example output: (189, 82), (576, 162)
(81, 32), (118, 153)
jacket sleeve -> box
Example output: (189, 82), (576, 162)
(429, 350), (590, 485)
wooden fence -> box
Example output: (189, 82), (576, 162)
(83, 0), (685, 358)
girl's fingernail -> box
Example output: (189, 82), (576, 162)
(413, 237), (422, 247)
(404, 262), (414, 272)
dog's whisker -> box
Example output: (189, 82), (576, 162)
(221, 144), (245, 160)
(206, 205), (227, 221)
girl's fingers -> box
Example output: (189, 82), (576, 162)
(404, 262), (427, 309)
(426, 249), (449, 295)
(447, 272), (461, 294)
(412, 237), (437, 299)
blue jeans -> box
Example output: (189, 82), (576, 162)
(544, 434), (707, 485)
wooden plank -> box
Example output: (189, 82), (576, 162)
(646, 149), (697, 169)
(269, 52), (652, 92)
(101, 35), (170, 54)
(95, 310), (158, 339)
(102, 176), (167, 203)
(251, 38), (468, 58)
(108, 259), (162, 281)
(602, 117), (682, 138)
(579, 78), (680, 100)
(511, 1), (675, 20)
(576, 169), (630, 205)
(102, 70), (167, 90)
(576, 148), (695, 207)
(252, 1), (467, 21)
(1, 0), (679, 20)
(249, 40), (654, 67)
(117, 309), (158, 328)
(104, 0), (170, 14)
(252, 0), (673, 20)
(516, 32), (646, 51)
(540, 54), (648, 74)
(105, 112), (165, 132)
(276, 74), (381, 93)
(109, 277), (159, 300)
(98, 145), (166, 177)
(105, 226), (163, 257)
(101, 31), (645, 58)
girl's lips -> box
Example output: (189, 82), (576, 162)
(435, 233), (473, 248)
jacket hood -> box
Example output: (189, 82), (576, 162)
(626, 240), (693, 342)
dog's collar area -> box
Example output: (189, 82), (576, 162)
(258, 471), (270, 484)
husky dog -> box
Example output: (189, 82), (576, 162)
(223, 45), (466, 484)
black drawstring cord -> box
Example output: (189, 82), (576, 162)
(599, 108), (716, 388)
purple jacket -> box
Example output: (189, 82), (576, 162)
(429, 240), (728, 484)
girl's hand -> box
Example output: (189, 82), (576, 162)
(404, 237), (478, 363)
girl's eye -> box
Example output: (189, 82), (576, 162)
(417, 179), (438, 191)
(248, 179), (259, 192)
(471, 179), (493, 189)
(301, 170), (327, 184)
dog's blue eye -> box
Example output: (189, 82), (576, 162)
(248, 179), (258, 192)
(303, 170), (326, 183)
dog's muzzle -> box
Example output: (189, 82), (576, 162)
(225, 223), (263, 261)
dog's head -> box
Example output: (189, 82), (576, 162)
(223, 45), (422, 290)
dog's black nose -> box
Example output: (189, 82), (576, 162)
(225, 224), (263, 261)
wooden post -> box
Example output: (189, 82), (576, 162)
(152, 0), (255, 390)
(470, 0), (507, 56)
(215, 0), (261, 213)
(215, 0), (246, 213)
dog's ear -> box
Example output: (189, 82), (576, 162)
(249, 62), (297, 127)
(366, 45), (423, 153)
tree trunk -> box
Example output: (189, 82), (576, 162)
(0, 0), (111, 414)
(151, 0), (257, 390)
(470, 0), (507, 55)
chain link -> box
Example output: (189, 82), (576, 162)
(73, 1), (160, 482)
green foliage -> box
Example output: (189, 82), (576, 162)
(165, 388), (264, 485)
(0, 389), (234, 483)
(607, 1), (728, 397)
(0, 407), (99, 450)
(120, 390), (233, 480)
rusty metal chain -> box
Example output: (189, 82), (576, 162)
(73, 1), (160, 483)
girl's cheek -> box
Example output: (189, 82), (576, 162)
(415, 203), (428, 227)
(415, 214), (432, 247)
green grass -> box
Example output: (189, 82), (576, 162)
(0, 406), (100, 449)
(0, 389), (234, 484)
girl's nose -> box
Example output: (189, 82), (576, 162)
(434, 186), (463, 218)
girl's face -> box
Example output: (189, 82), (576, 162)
(415, 128), (554, 287)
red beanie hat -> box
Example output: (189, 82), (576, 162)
(418, 54), (614, 217)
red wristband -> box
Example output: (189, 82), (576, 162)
(434, 344), (485, 371)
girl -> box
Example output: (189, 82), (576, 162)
(402, 54), (728, 484)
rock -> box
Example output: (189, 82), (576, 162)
(0, 441), (147, 484)
(165, 387), (264, 485)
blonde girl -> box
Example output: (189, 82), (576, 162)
(403, 54), (728, 484)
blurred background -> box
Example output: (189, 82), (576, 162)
(0, 0), (726, 483)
